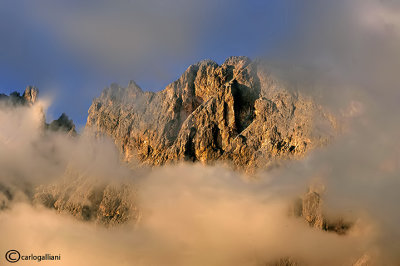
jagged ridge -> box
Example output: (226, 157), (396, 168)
(87, 56), (337, 172)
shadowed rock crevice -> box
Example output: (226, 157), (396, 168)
(184, 127), (197, 161)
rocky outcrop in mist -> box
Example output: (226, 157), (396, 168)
(0, 86), (38, 106)
(291, 187), (352, 235)
(0, 86), (76, 134)
(87, 56), (337, 172)
(34, 169), (139, 226)
(46, 113), (76, 134)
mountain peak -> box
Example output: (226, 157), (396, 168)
(223, 56), (251, 68)
(195, 59), (218, 67)
(87, 57), (336, 172)
(0, 86), (38, 106)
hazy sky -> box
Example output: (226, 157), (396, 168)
(0, 0), (296, 127)
(1, 0), (398, 128)
(1, 1), (400, 264)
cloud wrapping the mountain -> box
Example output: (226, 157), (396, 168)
(0, 0), (400, 265)
(0, 93), (395, 265)
(0, 103), (372, 264)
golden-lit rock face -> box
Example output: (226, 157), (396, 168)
(87, 56), (337, 172)
(34, 169), (139, 226)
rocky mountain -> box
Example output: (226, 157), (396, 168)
(0, 88), (134, 226)
(34, 169), (139, 226)
(84, 56), (350, 238)
(0, 86), (76, 134)
(0, 86), (38, 106)
(0, 60), (368, 265)
(46, 113), (76, 134)
(87, 56), (337, 172)
(0, 59), (342, 231)
(291, 186), (352, 235)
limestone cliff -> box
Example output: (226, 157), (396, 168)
(87, 56), (337, 172)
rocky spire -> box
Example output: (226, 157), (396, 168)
(22, 86), (38, 104)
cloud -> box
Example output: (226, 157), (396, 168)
(0, 0), (400, 265)
(0, 166), (371, 266)
(264, 0), (400, 113)
(0, 99), (394, 265)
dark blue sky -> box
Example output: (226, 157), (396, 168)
(0, 1), (300, 128)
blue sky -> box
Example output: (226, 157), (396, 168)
(0, 0), (299, 128)
(4, 0), (398, 129)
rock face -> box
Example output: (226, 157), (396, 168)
(22, 86), (38, 104)
(47, 113), (77, 134)
(0, 86), (39, 106)
(33, 169), (138, 226)
(291, 187), (352, 235)
(87, 56), (337, 172)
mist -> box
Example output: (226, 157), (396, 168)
(0, 101), (373, 265)
(1, 0), (400, 265)
(0, 94), (397, 265)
